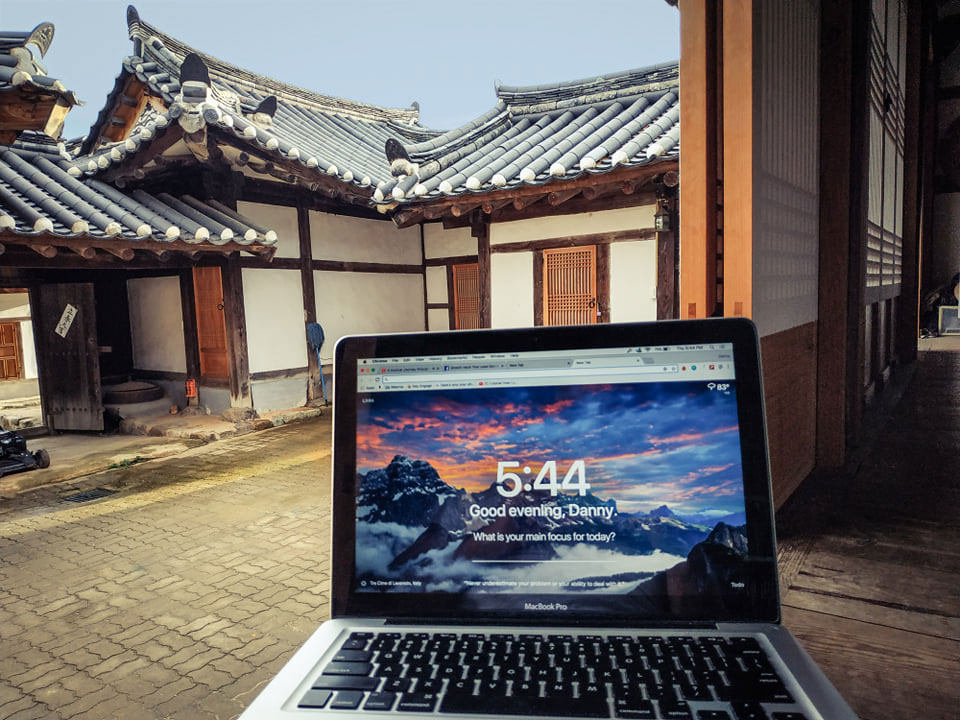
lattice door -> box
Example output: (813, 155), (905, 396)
(452, 263), (480, 329)
(543, 246), (597, 326)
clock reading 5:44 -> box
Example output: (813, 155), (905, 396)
(496, 460), (589, 497)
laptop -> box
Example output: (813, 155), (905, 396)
(240, 318), (857, 720)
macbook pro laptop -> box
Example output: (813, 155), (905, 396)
(240, 318), (857, 720)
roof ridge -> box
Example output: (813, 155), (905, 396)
(126, 7), (420, 126)
(496, 61), (679, 105)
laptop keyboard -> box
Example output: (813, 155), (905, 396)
(296, 630), (809, 719)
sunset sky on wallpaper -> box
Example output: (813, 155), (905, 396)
(355, 383), (745, 516)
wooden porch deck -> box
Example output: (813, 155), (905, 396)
(775, 345), (960, 720)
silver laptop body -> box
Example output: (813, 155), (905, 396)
(240, 319), (857, 720)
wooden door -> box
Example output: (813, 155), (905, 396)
(192, 267), (229, 380)
(0, 322), (23, 380)
(543, 246), (598, 326)
(452, 263), (480, 330)
(35, 283), (103, 431)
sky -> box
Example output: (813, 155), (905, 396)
(3, 0), (681, 141)
(355, 383), (745, 517)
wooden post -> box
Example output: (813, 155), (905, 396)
(221, 255), (252, 408)
(656, 198), (677, 320)
(721, 0), (754, 319)
(677, 0), (719, 319)
(815, 0), (856, 468)
(472, 211), (492, 328)
(298, 205), (322, 402)
(179, 268), (201, 392)
(895, 0), (929, 365)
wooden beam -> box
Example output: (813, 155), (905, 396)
(548, 188), (581, 206)
(491, 228), (656, 254)
(472, 212), (491, 328)
(102, 246), (135, 261)
(513, 193), (546, 210)
(481, 198), (512, 214)
(32, 245), (57, 258)
(71, 246), (96, 260)
(582, 183), (622, 201)
(451, 202), (482, 217)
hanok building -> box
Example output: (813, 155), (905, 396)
(373, 64), (679, 330)
(0, 7), (681, 433)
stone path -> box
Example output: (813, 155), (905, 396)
(0, 416), (332, 720)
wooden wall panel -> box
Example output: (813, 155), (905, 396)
(760, 322), (818, 508)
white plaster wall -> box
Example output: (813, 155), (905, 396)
(932, 194), (960, 289)
(425, 266), (448, 304)
(242, 268), (308, 374)
(428, 308), (450, 331)
(127, 276), (186, 372)
(491, 253), (534, 328)
(236, 201), (300, 259)
(310, 211), (421, 263)
(19, 322), (37, 379)
(0, 293), (37, 379)
(314, 272), (424, 358)
(610, 241), (658, 322)
(423, 223), (477, 259)
(490, 206), (655, 245)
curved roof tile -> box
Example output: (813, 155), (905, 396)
(0, 146), (276, 247)
(376, 62), (679, 205)
(77, 8), (441, 192)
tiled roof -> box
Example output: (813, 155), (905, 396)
(70, 7), (439, 193)
(374, 63), (679, 205)
(0, 24), (80, 136)
(0, 143), (277, 248)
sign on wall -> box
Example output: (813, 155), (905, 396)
(54, 303), (78, 338)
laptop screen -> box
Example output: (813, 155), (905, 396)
(332, 320), (780, 625)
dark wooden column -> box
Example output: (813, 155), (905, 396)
(896, 0), (932, 364)
(178, 268), (201, 384)
(298, 205), (322, 402)
(472, 211), (492, 328)
(221, 254), (252, 408)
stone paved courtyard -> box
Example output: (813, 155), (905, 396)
(0, 415), (332, 720)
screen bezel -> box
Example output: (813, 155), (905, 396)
(330, 318), (780, 626)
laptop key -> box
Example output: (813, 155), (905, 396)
(333, 648), (373, 663)
(298, 689), (332, 709)
(323, 661), (373, 676)
(730, 701), (768, 720)
(441, 690), (608, 717)
(771, 714), (808, 720)
(329, 690), (365, 709)
(696, 712), (732, 720)
(312, 674), (379, 691)
(397, 692), (439, 712)
(658, 700), (693, 719)
(613, 696), (656, 718)
(363, 692), (397, 711)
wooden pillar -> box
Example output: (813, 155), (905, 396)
(896, 0), (930, 364)
(221, 254), (252, 408)
(178, 268), (201, 385)
(721, 0), (754, 319)
(678, 0), (719, 319)
(815, 0), (857, 468)
(844, 0), (873, 448)
(298, 205), (322, 402)
(656, 196), (677, 320)
(472, 211), (492, 328)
